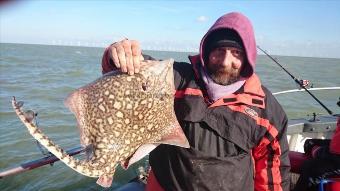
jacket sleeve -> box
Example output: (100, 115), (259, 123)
(252, 111), (290, 191)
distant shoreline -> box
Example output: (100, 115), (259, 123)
(1, 42), (339, 60)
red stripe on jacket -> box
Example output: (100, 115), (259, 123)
(146, 169), (164, 191)
(227, 104), (283, 191)
(175, 88), (203, 98)
(330, 118), (340, 154)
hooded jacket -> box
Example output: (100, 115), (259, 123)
(102, 12), (290, 191)
(199, 12), (256, 78)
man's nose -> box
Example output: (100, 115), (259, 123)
(221, 50), (233, 66)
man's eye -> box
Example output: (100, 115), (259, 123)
(231, 49), (242, 57)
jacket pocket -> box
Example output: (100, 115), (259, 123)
(190, 152), (253, 191)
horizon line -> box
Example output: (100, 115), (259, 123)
(1, 41), (339, 60)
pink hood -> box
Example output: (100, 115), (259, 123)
(199, 12), (257, 77)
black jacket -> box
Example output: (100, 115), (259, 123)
(149, 58), (290, 191)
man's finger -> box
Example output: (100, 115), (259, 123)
(131, 40), (141, 73)
(133, 56), (140, 74)
(140, 54), (144, 61)
(110, 46), (120, 68)
(117, 45), (127, 73)
(131, 40), (141, 56)
(122, 41), (134, 75)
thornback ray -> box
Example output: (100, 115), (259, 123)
(12, 59), (190, 188)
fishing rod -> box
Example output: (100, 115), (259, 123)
(0, 146), (85, 178)
(257, 46), (334, 115)
(273, 87), (340, 95)
(0, 145), (149, 189)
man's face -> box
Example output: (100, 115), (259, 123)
(206, 47), (244, 85)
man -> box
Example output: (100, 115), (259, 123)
(102, 12), (290, 191)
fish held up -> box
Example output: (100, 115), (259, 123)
(12, 59), (189, 187)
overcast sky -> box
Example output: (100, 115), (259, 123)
(1, 0), (340, 58)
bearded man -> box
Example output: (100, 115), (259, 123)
(102, 12), (290, 191)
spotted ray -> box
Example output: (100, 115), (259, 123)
(12, 59), (189, 187)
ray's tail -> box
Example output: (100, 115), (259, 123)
(11, 96), (104, 178)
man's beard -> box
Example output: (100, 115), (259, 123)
(206, 65), (241, 85)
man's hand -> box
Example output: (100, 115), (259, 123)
(108, 39), (144, 75)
